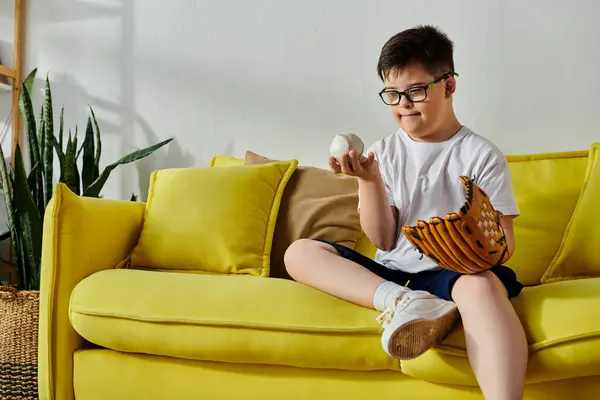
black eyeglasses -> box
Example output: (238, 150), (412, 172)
(378, 71), (459, 106)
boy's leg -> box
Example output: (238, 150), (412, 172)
(284, 239), (385, 308)
(451, 270), (528, 400)
(284, 238), (460, 359)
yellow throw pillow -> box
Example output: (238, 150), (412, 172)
(209, 155), (244, 167)
(129, 160), (298, 276)
(504, 149), (589, 285)
(542, 143), (600, 282)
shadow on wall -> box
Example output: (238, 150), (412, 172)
(25, 70), (197, 201)
(21, 1), (198, 200)
(19, 1), (253, 199)
(40, 1), (369, 167)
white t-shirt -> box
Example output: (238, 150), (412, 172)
(360, 125), (520, 274)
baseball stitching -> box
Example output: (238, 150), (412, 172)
(340, 134), (353, 151)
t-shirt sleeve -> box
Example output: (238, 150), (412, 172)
(474, 147), (520, 217)
(357, 142), (395, 211)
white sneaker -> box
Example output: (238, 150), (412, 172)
(376, 288), (460, 360)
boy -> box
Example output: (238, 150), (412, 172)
(284, 25), (528, 399)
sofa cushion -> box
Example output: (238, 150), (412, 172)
(70, 269), (600, 383)
(400, 277), (600, 385)
(504, 149), (589, 285)
(73, 349), (600, 400)
(129, 161), (297, 276)
(69, 269), (400, 372)
(244, 150), (363, 280)
(543, 143), (600, 282)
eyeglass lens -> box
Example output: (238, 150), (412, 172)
(382, 87), (427, 105)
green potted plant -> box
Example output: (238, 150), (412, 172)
(0, 68), (172, 398)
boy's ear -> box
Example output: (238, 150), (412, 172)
(445, 77), (457, 97)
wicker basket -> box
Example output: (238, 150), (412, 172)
(0, 287), (39, 400)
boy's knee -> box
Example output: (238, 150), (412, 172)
(452, 271), (506, 304)
(284, 239), (311, 268)
(284, 239), (337, 276)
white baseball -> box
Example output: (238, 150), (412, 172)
(329, 133), (364, 159)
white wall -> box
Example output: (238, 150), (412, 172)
(1, 0), (599, 200)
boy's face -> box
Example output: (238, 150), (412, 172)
(382, 63), (456, 141)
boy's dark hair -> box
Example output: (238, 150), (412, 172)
(377, 25), (455, 81)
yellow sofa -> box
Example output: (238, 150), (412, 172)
(38, 144), (600, 400)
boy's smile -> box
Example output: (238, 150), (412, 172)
(381, 63), (461, 143)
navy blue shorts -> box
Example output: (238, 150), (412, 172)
(317, 240), (523, 301)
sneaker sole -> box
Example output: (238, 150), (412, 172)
(387, 307), (460, 360)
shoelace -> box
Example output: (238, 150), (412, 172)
(375, 281), (411, 332)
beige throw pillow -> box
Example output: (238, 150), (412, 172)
(245, 151), (363, 280)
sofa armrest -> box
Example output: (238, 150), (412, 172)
(38, 184), (145, 400)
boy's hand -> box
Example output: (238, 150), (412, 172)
(329, 150), (378, 180)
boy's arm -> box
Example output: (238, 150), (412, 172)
(474, 146), (520, 264)
(357, 170), (398, 251)
(500, 215), (516, 263)
(331, 150), (398, 251)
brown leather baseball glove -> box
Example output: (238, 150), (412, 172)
(401, 176), (508, 274)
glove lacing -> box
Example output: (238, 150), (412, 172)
(412, 246), (425, 260)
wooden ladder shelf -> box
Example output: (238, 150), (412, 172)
(0, 0), (24, 161)
(0, 0), (24, 286)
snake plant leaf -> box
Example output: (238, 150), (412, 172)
(73, 133), (81, 195)
(9, 173), (27, 289)
(0, 153), (13, 209)
(42, 76), (54, 207)
(75, 125), (84, 160)
(81, 117), (95, 192)
(28, 161), (40, 190)
(13, 144), (42, 291)
(53, 136), (65, 181)
(76, 144), (84, 161)
(6, 166), (27, 288)
(19, 83), (40, 180)
(83, 138), (173, 197)
(63, 132), (79, 195)
(23, 68), (37, 95)
(27, 164), (43, 240)
(11, 208), (26, 289)
(15, 231), (26, 288)
(39, 116), (45, 168)
(0, 135), (20, 286)
(8, 166), (14, 194)
(6, 164), (21, 287)
(58, 106), (64, 154)
(54, 108), (66, 189)
(57, 129), (70, 184)
(89, 106), (101, 180)
(36, 104), (45, 215)
(18, 237), (28, 289)
(69, 130), (83, 195)
(37, 104), (43, 159)
(39, 114), (45, 187)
